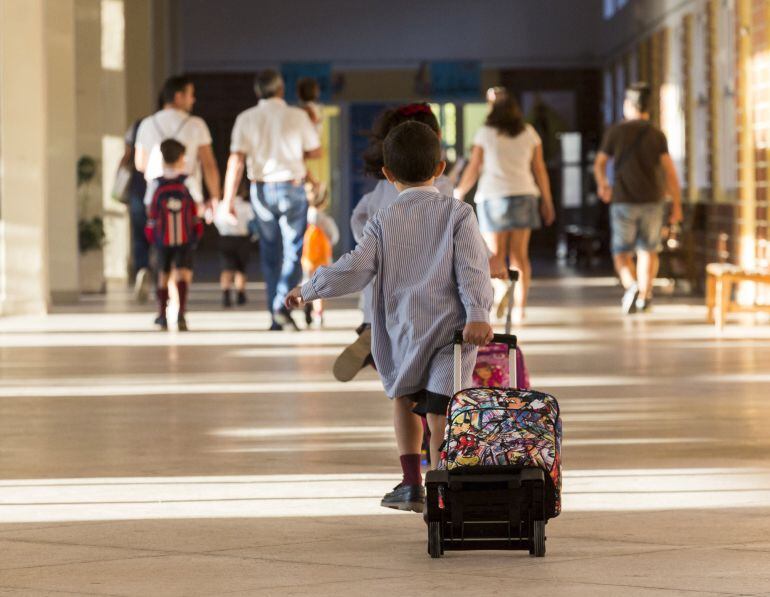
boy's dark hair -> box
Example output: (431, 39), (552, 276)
(383, 121), (441, 184)
(160, 139), (186, 165)
(486, 92), (525, 137)
(254, 69), (284, 99)
(626, 82), (652, 114)
(363, 103), (440, 179)
(297, 77), (320, 103)
(161, 75), (192, 105)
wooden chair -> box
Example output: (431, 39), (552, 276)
(706, 263), (770, 330)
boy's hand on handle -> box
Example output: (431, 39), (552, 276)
(463, 322), (494, 346)
(488, 254), (508, 279)
(285, 286), (304, 310)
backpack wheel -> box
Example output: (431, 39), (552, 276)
(531, 519), (546, 557)
(428, 521), (443, 558)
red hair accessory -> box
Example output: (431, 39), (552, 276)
(398, 103), (432, 117)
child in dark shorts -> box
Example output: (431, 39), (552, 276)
(214, 179), (255, 307)
(145, 139), (202, 331)
(286, 122), (493, 513)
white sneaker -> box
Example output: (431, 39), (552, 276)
(622, 283), (640, 315)
(134, 268), (150, 304)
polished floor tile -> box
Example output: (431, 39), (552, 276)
(0, 280), (769, 596)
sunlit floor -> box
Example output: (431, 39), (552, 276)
(0, 278), (769, 596)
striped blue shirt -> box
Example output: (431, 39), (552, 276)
(302, 186), (493, 398)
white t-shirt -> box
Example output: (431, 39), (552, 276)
(135, 108), (213, 202)
(473, 124), (541, 201)
(214, 197), (255, 237)
(230, 98), (321, 183)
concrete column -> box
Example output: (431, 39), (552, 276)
(0, 0), (79, 314)
(46, 0), (80, 303)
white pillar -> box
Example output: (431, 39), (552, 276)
(46, 0), (80, 303)
(0, 0), (80, 315)
(0, 1), (49, 314)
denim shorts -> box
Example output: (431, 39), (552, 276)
(476, 195), (541, 233)
(610, 202), (665, 255)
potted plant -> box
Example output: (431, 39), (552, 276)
(77, 155), (106, 293)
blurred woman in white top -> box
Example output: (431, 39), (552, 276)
(454, 88), (555, 324)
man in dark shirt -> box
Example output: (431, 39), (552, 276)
(594, 83), (683, 314)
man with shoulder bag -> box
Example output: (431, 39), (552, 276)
(594, 82), (683, 314)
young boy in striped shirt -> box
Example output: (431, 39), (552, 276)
(286, 121), (493, 512)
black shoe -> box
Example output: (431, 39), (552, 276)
(333, 326), (372, 382)
(222, 290), (232, 308)
(304, 303), (314, 326)
(380, 483), (425, 513)
(268, 321), (283, 331)
(154, 315), (168, 331)
(237, 291), (247, 306)
(622, 283), (640, 315)
(273, 306), (301, 331)
(177, 315), (188, 332)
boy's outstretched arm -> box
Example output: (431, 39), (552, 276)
(286, 220), (379, 309)
(454, 204), (495, 346)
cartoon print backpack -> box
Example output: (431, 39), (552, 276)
(439, 387), (562, 518)
(302, 223), (332, 273)
(148, 175), (202, 247)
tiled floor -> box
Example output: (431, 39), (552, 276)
(0, 279), (769, 596)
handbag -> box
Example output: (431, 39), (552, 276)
(111, 165), (132, 204)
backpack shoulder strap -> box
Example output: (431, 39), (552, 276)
(151, 115), (166, 138)
(614, 123), (652, 173)
(172, 116), (191, 138)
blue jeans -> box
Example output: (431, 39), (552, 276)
(251, 181), (308, 315)
(129, 193), (150, 274)
(610, 202), (665, 255)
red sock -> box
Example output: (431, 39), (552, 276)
(157, 287), (169, 317)
(177, 281), (188, 315)
(400, 454), (422, 486)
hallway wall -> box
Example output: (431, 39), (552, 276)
(176, 0), (605, 71)
(599, 0), (767, 278)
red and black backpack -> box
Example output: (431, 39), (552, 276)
(148, 175), (202, 247)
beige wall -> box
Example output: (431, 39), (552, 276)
(0, 0), (80, 314)
(46, 0), (80, 303)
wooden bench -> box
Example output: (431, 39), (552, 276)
(706, 263), (770, 330)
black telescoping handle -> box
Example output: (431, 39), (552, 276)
(508, 269), (519, 282)
(453, 330), (517, 349)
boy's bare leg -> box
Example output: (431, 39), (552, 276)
(155, 271), (170, 328)
(175, 268), (193, 329)
(234, 272), (246, 291)
(394, 396), (422, 457)
(426, 413), (446, 470)
(220, 270), (234, 290)
(509, 229), (532, 323)
(381, 396), (425, 512)
(636, 250), (658, 300)
(613, 252), (637, 289)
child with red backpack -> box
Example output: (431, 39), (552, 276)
(145, 139), (203, 331)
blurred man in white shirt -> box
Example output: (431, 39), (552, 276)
(223, 69), (321, 330)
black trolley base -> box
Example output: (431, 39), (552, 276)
(425, 467), (549, 558)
